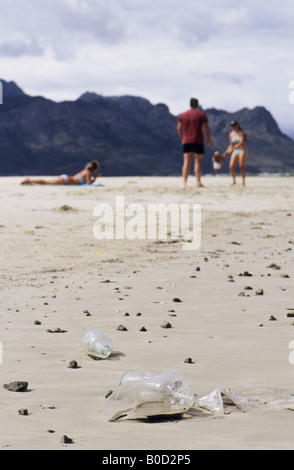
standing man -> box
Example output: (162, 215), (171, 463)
(177, 98), (214, 188)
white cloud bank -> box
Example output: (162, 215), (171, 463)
(0, 0), (294, 136)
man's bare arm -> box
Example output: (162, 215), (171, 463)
(203, 123), (214, 146)
(177, 121), (183, 140)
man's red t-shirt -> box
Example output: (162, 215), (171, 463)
(178, 108), (208, 144)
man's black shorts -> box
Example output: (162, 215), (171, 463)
(183, 143), (204, 154)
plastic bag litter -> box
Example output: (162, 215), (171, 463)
(197, 387), (249, 413)
(105, 369), (197, 421)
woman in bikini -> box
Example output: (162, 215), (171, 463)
(223, 121), (247, 186)
(21, 160), (101, 185)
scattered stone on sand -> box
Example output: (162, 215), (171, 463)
(18, 408), (28, 416)
(34, 320), (41, 325)
(172, 297), (182, 303)
(269, 315), (277, 321)
(184, 357), (194, 364)
(124, 312), (130, 316)
(83, 309), (91, 316)
(161, 321), (172, 329)
(238, 271), (253, 277)
(238, 291), (245, 297)
(140, 327), (147, 332)
(67, 360), (79, 369)
(286, 312), (294, 318)
(244, 286), (253, 290)
(3, 381), (28, 392)
(267, 263), (280, 270)
(105, 390), (113, 399)
(117, 324), (128, 331)
(256, 289), (264, 296)
(55, 205), (77, 213)
(60, 435), (74, 444)
(136, 312), (142, 316)
(281, 274), (290, 278)
(46, 328), (67, 333)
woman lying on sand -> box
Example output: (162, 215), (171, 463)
(21, 160), (101, 186)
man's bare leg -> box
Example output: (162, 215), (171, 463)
(193, 153), (204, 187)
(181, 153), (193, 188)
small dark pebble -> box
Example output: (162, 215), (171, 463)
(195, 267), (201, 271)
(161, 321), (172, 329)
(238, 271), (253, 277)
(136, 312), (142, 316)
(269, 315), (277, 321)
(34, 320), (41, 325)
(47, 430), (55, 433)
(172, 298), (182, 303)
(3, 381), (28, 392)
(117, 324), (128, 331)
(184, 357), (194, 364)
(47, 328), (67, 333)
(124, 312), (130, 316)
(281, 274), (290, 278)
(267, 263), (280, 269)
(140, 327), (147, 332)
(105, 390), (113, 399)
(83, 309), (91, 316)
(18, 408), (28, 416)
(255, 289), (264, 296)
(287, 313), (294, 318)
(60, 435), (74, 444)
(244, 286), (253, 290)
(67, 360), (79, 369)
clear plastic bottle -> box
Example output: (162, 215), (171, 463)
(105, 369), (197, 421)
(81, 329), (113, 359)
(120, 369), (156, 385)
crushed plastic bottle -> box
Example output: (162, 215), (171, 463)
(81, 329), (113, 359)
(105, 369), (197, 421)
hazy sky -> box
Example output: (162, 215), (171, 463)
(1, 0), (294, 136)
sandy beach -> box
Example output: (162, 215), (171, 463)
(0, 174), (294, 450)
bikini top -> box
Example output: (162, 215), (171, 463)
(231, 133), (241, 143)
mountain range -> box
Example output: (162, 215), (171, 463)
(0, 79), (293, 176)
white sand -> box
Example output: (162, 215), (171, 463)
(0, 175), (294, 450)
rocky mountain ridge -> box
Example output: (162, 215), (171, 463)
(0, 79), (293, 176)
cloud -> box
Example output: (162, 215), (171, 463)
(0, 0), (293, 135)
(0, 39), (43, 58)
